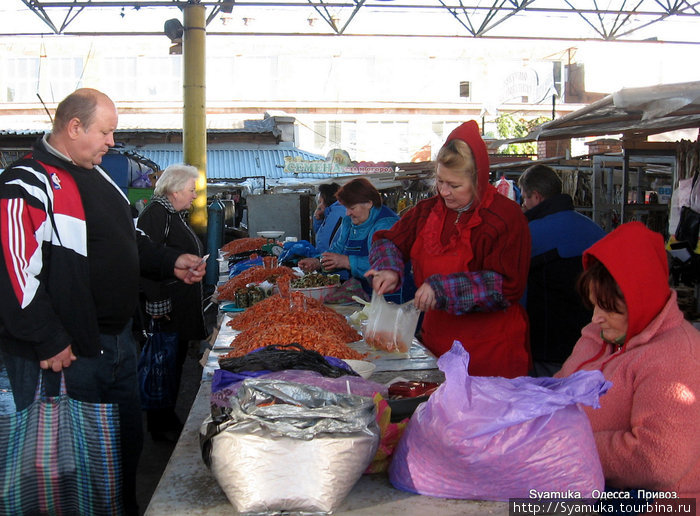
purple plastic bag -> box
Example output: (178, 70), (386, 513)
(389, 342), (610, 501)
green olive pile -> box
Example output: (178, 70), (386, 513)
(291, 273), (341, 288)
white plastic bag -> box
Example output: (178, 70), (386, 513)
(670, 175), (700, 237)
(495, 175), (516, 200)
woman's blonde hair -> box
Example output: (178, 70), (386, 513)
(434, 139), (478, 197)
(154, 164), (199, 197)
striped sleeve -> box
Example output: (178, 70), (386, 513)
(1, 170), (53, 309)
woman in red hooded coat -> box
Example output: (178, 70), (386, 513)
(366, 121), (531, 378)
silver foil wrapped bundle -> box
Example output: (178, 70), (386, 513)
(200, 378), (379, 515)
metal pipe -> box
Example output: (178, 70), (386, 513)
(183, 3), (208, 237)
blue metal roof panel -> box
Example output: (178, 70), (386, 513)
(133, 147), (337, 180)
(0, 129), (45, 136)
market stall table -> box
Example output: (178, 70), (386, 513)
(144, 303), (509, 515)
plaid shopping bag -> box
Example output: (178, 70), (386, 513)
(0, 373), (123, 516)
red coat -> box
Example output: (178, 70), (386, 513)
(374, 121), (531, 377)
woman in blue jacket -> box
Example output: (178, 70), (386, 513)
(312, 182), (346, 253)
(299, 177), (400, 295)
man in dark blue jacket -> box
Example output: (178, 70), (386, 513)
(519, 165), (606, 376)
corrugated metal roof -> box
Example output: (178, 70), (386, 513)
(131, 146), (336, 180)
(113, 116), (283, 133)
(0, 116), (283, 135)
(0, 129), (45, 136)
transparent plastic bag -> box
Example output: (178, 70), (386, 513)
(363, 291), (419, 354)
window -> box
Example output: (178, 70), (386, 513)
(99, 56), (181, 101)
(362, 121), (409, 161)
(431, 121), (460, 143)
(36, 58), (84, 103)
(313, 120), (357, 156)
(459, 81), (471, 100)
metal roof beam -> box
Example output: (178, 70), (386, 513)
(10, 0), (700, 42)
(20, 0), (60, 33)
(308, 0), (339, 32)
(57, 1), (88, 33)
(338, 0), (366, 34)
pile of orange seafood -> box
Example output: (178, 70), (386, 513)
(217, 265), (297, 301)
(220, 237), (269, 256)
(220, 287), (364, 360)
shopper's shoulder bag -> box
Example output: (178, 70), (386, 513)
(0, 371), (123, 515)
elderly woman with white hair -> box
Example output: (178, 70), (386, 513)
(137, 163), (208, 442)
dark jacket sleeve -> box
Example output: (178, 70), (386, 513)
(136, 204), (180, 298)
(136, 230), (180, 282)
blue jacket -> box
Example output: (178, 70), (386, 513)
(525, 194), (606, 364)
(328, 205), (399, 281)
(313, 201), (346, 253)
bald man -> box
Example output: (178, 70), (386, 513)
(0, 88), (205, 515)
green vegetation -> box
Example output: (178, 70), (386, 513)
(495, 114), (551, 155)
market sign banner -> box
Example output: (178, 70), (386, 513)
(284, 149), (395, 175)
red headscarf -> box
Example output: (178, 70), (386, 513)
(444, 120), (494, 204)
(583, 221), (670, 344)
(427, 121), (496, 263)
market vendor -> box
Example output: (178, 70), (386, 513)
(312, 182), (345, 253)
(556, 222), (700, 505)
(298, 177), (406, 301)
(366, 120), (531, 378)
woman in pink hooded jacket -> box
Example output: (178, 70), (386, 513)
(556, 222), (700, 509)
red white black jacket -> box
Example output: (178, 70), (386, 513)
(0, 137), (178, 360)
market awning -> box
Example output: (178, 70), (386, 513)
(500, 81), (700, 144)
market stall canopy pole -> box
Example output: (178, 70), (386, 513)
(182, 3), (208, 237)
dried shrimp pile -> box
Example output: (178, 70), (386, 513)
(221, 323), (363, 360)
(217, 265), (296, 301)
(222, 292), (364, 360)
(220, 237), (268, 256)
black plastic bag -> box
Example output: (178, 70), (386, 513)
(676, 205), (700, 251)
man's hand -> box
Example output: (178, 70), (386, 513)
(174, 253), (206, 284)
(40, 345), (77, 372)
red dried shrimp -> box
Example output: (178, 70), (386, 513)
(220, 237), (268, 256)
(220, 323), (364, 360)
(223, 293), (364, 360)
(217, 266), (296, 301)
(277, 274), (291, 297)
(227, 293), (325, 329)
